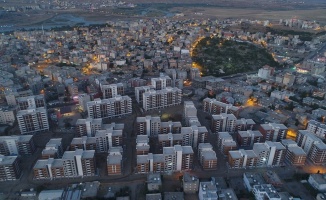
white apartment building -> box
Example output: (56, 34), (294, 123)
(17, 107), (49, 134)
(87, 96), (132, 119)
(76, 118), (103, 137)
(211, 114), (237, 134)
(16, 95), (45, 110)
(253, 141), (286, 167)
(62, 149), (96, 177)
(257, 65), (274, 79)
(95, 128), (123, 153)
(78, 93), (91, 111)
(151, 75), (172, 90)
(135, 86), (155, 104)
(136, 115), (161, 136)
(0, 135), (35, 155)
(307, 120), (326, 140)
(203, 98), (239, 115)
(296, 130), (326, 165)
(136, 145), (194, 174)
(5, 90), (33, 106)
(0, 107), (15, 125)
(142, 87), (182, 111)
(101, 83), (124, 99)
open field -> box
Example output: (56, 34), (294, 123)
(172, 7), (326, 24)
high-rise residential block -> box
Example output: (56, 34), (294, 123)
(237, 130), (263, 147)
(87, 96), (132, 119)
(142, 87), (182, 111)
(211, 114), (237, 134)
(0, 155), (21, 181)
(107, 147), (123, 175)
(42, 138), (63, 159)
(203, 98), (239, 116)
(16, 95), (45, 110)
(217, 132), (237, 156)
(296, 130), (326, 165)
(228, 149), (258, 168)
(281, 139), (306, 166)
(0, 135), (35, 155)
(17, 107), (49, 134)
(307, 120), (326, 140)
(101, 83), (124, 99)
(258, 123), (288, 142)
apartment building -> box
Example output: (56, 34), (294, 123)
(75, 118), (103, 137)
(136, 145), (194, 174)
(0, 107), (16, 125)
(183, 101), (197, 120)
(107, 147), (123, 175)
(71, 123), (123, 153)
(142, 87), (182, 111)
(87, 96), (132, 119)
(136, 115), (161, 136)
(5, 89), (33, 106)
(33, 158), (64, 180)
(281, 139), (306, 166)
(70, 136), (97, 151)
(161, 121), (182, 134)
(237, 130), (263, 147)
(151, 75), (172, 90)
(17, 107), (49, 134)
(203, 98), (239, 116)
(217, 132), (237, 156)
(16, 95), (45, 110)
(198, 143), (217, 170)
(62, 149), (96, 177)
(0, 135), (35, 155)
(0, 155), (21, 181)
(252, 142), (271, 167)
(158, 133), (182, 150)
(307, 120), (326, 140)
(95, 127), (123, 153)
(135, 86), (155, 104)
(136, 135), (150, 155)
(236, 118), (256, 132)
(101, 83), (124, 99)
(211, 114), (237, 134)
(253, 142), (286, 167)
(42, 138), (63, 159)
(258, 123), (288, 142)
(228, 149), (258, 169)
(296, 130), (326, 165)
(136, 154), (151, 174)
(163, 145), (193, 172)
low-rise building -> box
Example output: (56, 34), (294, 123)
(308, 174), (326, 192)
(183, 172), (199, 194)
(147, 173), (162, 191)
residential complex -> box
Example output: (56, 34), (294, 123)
(86, 96), (132, 119)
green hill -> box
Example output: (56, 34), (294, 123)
(191, 36), (280, 76)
